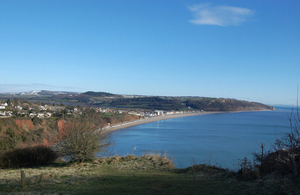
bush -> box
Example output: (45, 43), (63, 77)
(272, 106), (300, 178)
(6, 128), (15, 138)
(0, 145), (58, 168)
(21, 134), (27, 142)
(0, 140), (7, 150)
(32, 116), (43, 125)
(237, 157), (259, 181)
(34, 128), (44, 136)
(56, 109), (113, 162)
(254, 101), (300, 178)
(258, 148), (300, 176)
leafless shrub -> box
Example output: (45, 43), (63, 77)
(256, 89), (300, 178)
(56, 109), (113, 163)
(237, 157), (259, 181)
(272, 91), (300, 178)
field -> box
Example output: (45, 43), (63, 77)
(1, 154), (299, 195)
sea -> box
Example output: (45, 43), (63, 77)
(109, 106), (296, 170)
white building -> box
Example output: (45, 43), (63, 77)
(1, 102), (8, 107)
(154, 110), (164, 116)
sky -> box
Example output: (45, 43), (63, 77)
(0, 0), (299, 106)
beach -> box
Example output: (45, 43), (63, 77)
(104, 111), (225, 132)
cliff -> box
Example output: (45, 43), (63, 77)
(0, 114), (141, 151)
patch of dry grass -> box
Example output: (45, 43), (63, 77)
(111, 153), (175, 170)
(0, 154), (300, 195)
(0, 160), (101, 195)
(0, 154), (175, 195)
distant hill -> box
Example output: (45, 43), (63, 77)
(0, 90), (275, 111)
(83, 91), (116, 97)
(38, 90), (78, 96)
(105, 96), (274, 111)
(184, 98), (275, 111)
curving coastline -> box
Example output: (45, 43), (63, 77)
(104, 111), (226, 132)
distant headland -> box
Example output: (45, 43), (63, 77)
(0, 90), (275, 112)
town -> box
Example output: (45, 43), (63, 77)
(0, 99), (199, 120)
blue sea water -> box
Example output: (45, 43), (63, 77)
(110, 107), (295, 170)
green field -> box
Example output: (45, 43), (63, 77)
(1, 155), (299, 195)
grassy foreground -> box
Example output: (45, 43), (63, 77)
(0, 154), (299, 195)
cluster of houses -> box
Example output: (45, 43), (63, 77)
(0, 101), (59, 118)
(129, 110), (188, 118)
(0, 100), (199, 119)
(0, 102), (13, 117)
(96, 108), (191, 118)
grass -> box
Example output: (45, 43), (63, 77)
(0, 154), (300, 195)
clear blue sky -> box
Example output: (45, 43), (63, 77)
(0, 0), (299, 106)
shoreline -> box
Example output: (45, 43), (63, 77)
(104, 111), (226, 132)
(104, 109), (274, 133)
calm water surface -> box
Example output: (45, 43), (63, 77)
(110, 107), (294, 169)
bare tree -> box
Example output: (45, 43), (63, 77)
(57, 109), (113, 162)
(273, 96), (300, 178)
(257, 88), (300, 178)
